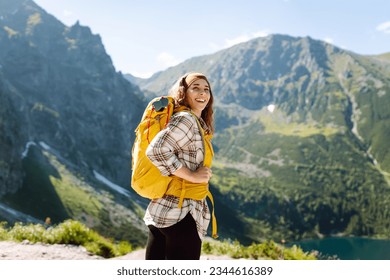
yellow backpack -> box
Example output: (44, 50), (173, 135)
(131, 96), (218, 238)
(131, 96), (175, 199)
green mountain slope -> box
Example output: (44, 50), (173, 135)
(3, 144), (147, 246)
(139, 34), (390, 242)
(2, 0), (389, 246)
(0, 0), (148, 245)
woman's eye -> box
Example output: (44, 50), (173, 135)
(190, 87), (209, 93)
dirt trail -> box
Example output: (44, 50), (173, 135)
(0, 241), (233, 260)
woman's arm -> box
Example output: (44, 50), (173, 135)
(173, 165), (212, 183)
(146, 113), (195, 176)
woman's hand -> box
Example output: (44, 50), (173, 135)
(173, 166), (212, 183)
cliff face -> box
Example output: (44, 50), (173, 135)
(0, 0), (145, 195)
(0, 69), (25, 195)
(0, 0), (148, 244)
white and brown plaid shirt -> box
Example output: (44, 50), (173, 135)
(144, 111), (211, 240)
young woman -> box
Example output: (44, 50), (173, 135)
(144, 72), (215, 260)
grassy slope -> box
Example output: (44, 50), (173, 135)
(2, 145), (147, 247)
(212, 117), (390, 242)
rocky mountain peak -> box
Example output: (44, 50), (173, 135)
(0, 0), (145, 196)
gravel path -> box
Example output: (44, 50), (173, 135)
(0, 241), (233, 260)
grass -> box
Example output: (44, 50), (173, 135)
(48, 158), (103, 220)
(3, 144), (148, 246)
(202, 239), (317, 260)
(0, 220), (133, 258)
(0, 219), (317, 260)
(258, 110), (339, 137)
(374, 52), (390, 62)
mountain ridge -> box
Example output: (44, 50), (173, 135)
(1, 0), (389, 245)
(0, 0), (148, 245)
(136, 34), (390, 242)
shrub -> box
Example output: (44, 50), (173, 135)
(0, 221), (10, 240)
(8, 223), (47, 243)
(202, 239), (317, 260)
(0, 219), (133, 258)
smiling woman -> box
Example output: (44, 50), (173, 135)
(182, 76), (211, 118)
(139, 72), (217, 260)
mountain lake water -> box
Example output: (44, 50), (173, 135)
(289, 237), (390, 260)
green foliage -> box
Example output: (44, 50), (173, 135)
(3, 146), (70, 222)
(212, 128), (390, 241)
(258, 109), (340, 137)
(206, 41), (390, 245)
(0, 220), (133, 258)
(2, 145), (147, 247)
(372, 53), (390, 62)
(0, 221), (9, 240)
(202, 239), (317, 260)
(8, 223), (47, 243)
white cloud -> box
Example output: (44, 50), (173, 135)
(157, 52), (181, 68)
(224, 30), (270, 48)
(129, 70), (154, 79)
(376, 21), (390, 34)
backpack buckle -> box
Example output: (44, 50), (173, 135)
(152, 97), (169, 112)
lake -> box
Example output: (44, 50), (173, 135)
(289, 237), (390, 260)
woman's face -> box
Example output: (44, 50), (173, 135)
(185, 78), (210, 117)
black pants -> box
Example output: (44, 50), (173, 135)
(145, 213), (201, 260)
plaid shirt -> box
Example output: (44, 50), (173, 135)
(144, 111), (211, 240)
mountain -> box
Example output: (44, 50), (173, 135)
(136, 35), (390, 242)
(1, 0), (389, 246)
(0, 0), (147, 245)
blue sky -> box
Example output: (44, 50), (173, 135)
(34, 0), (390, 78)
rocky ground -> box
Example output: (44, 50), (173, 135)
(0, 241), (233, 260)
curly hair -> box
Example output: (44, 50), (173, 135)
(169, 72), (214, 134)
